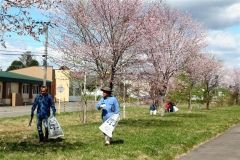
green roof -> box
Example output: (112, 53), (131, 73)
(0, 71), (51, 84)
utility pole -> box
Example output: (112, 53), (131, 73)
(84, 71), (87, 94)
(123, 72), (126, 119)
(43, 23), (49, 86)
(83, 71), (87, 123)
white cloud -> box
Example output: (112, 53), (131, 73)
(166, 0), (240, 29)
(224, 3), (240, 20)
(206, 30), (240, 67)
(165, 0), (240, 68)
(207, 31), (240, 50)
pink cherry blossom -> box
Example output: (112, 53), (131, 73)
(52, 0), (151, 89)
(139, 3), (206, 103)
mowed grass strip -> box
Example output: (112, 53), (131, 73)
(0, 105), (240, 160)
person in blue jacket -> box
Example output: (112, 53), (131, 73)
(149, 100), (157, 115)
(29, 86), (56, 142)
(96, 86), (120, 145)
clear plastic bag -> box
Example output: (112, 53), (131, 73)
(48, 116), (64, 139)
(173, 106), (179, 112)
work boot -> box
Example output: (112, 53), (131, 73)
(44, 128), (49, 142)
(39, 133), (44, 142)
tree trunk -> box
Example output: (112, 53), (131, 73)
(204, 82), (211, 110)
(159, 88), (167, 116)
(83, 99), (87, 123)
(206, 100), (210, 110)
(159, 96), (165, 116)
(235, 92), (239, 105)
(82, 73), (87, 123)
(206, 91), (210, 110)
(110, 65), (116, 90)
(188, 89), (192, 111)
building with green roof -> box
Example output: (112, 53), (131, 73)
(0, 71), (51, 84)
(0, 71), (51, 106)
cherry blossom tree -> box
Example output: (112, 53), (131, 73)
(184, 54), (206, 110)
(52, 0), (154, 90)
(0, 0), (61, 46)
(200, 55), (222, 109)
(140, 4), (206, 104)
(223, 68), (240, 105)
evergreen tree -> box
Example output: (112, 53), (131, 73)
(6, 60), (24, 71)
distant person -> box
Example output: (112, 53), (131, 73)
(96, 86), (120, 145)
(29, 86), (56, 142)
(165, 101), (175, 112)
(149, 101), (157, 115)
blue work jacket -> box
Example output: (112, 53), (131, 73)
(96, 96), (120, 122)
(31, 93), (56, 118)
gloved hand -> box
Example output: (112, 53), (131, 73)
(28, 115), (33, 127)
(100, 104), (106, 109)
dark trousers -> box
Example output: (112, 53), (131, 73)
(37, 116), (49, 141)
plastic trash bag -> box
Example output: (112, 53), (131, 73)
(48, 116), (64, 139)
(173, 106), (179, 112)
(99, 114), (120, 138)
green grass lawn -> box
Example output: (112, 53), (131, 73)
(1, 105), (240, 160)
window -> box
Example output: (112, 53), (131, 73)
(32, 85), (39, 94)
(75, 87), (81, 96)
(22, 84), (30, 94)
(6, 83), (11, 97)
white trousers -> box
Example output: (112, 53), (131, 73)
(150, 110), (157, 115)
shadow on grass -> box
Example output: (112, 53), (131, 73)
(0, 139), (85, 153)
(166, 113), (207, 118)
(119, 118), (182, 127)
(111, 139), (124, 145)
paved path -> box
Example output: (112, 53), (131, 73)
(0, 102), (96, 118)
(178, 124), (240, 160)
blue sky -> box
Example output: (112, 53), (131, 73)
(0, 0), (240, 70)
(0, 6), (54, 70)
(228, 25), (240, 33)
(0, 32), (47, 71)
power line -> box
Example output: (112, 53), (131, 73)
(0, 50), (29, 53)
(0, 52), (57, 55)
(0, 53), (44, 56)
(0, 49), (42, 52)
(0, 49), (59, 55)
(0, 50), (60, 57)
(0, 49), (44, 53)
